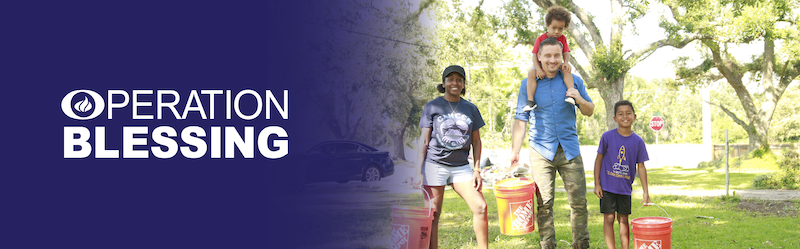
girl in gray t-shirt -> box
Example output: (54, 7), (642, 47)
(413, 65), (488, 249)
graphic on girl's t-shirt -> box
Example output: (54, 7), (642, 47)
(435, 113), (472, 150)
(609, 145), (630, 180)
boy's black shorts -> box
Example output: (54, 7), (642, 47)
(600, 191), (631, 214)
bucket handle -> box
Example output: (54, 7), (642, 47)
(397, 188), (433, 218)
(640, 203), (671, 219)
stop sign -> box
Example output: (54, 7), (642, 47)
(650, 116), (664, 131)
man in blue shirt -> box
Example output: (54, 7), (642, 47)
(509, 37), (595, 249)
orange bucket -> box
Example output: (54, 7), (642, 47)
(493, 177), (536, 235)
(632, 217), (672, 249)
(391, 189), (434, 249)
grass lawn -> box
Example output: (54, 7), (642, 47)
(435, 190), (799, 248)
(289, 167), (799, 248)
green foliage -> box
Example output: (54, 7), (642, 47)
(749, 146), (772, 158)
(305, 0), (442, 152)
(590, 40), (631, 82)
(697, 148), (800, 189)
(578, 74), (711, 145)
(753, 169), (800, 189)
(500, 0), (537, 43)
(480, 128), (514, 150)
(662, 0), (800, 151)
(672, 56), (714, 81)
(433, 0), (527, 147)
(772, 84), (800, 142)
(756, 149), (800, 189)
(719, 194), (741, 202)
(625, 0), (651, 25)
(697, 159), (721, 169)
(777, 149), (800, 170)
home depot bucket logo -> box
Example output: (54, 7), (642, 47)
(391, 224), (409, 249)
(510, 199), (533, 230)
(636, 239), (662, 249)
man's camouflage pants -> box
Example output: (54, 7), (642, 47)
(529, 146), (590, 249)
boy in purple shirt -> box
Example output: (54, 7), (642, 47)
(593, 100), (651, 249)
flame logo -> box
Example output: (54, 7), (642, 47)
(74, 96), (93, 113)
(61, 90), (105, 120)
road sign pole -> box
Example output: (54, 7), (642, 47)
(650, 116), (664, 168)
(726, 129), (729, 196)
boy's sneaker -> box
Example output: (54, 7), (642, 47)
(565, 97), (576, 105)
(522, 100), (536, 112)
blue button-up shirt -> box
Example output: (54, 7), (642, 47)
(514, 70), (592, 161)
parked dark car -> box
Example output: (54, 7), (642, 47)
(303, 140), (394, 184)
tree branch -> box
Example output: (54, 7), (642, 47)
(704, 40), (743, 82)
(674, 57), (717, 80)
(705, 40), (762, 122)
(470, 0), (485, 29)
(557, 0), (604, 48)
(778, 59), (800, 93)
(743, 56), (763, 74)
(627, 33), (711, 65)
(569, 56), (593, 88)
(676, 70), (725, 82)
(706, 100), (750, 128)
(704, 72), (725, 81)
(405, 0), (435, 23)
(666, 5), (680, 20)
(566, 25), (595, 62)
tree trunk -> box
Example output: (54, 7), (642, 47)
(745, 124), (760, 151)
(390, 121), (409, 160)
(755, 37), (776, 151)
(705, 40), (768, 152)
(753, 113), (770, 151)
(597, 76), (625, 130)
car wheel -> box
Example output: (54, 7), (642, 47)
(336, 180), (349, 184)
(361, 166), (381, 182)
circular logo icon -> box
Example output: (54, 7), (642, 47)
(61, 90), (105, 120)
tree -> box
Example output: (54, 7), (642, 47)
(433, 0), (525, 149)
(663, 0), (800, 151)
(304, 0), (437, 161)
(384, 48), (439, 160)
(380, 1), (440, 160)
(499, 0), (705, 129)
